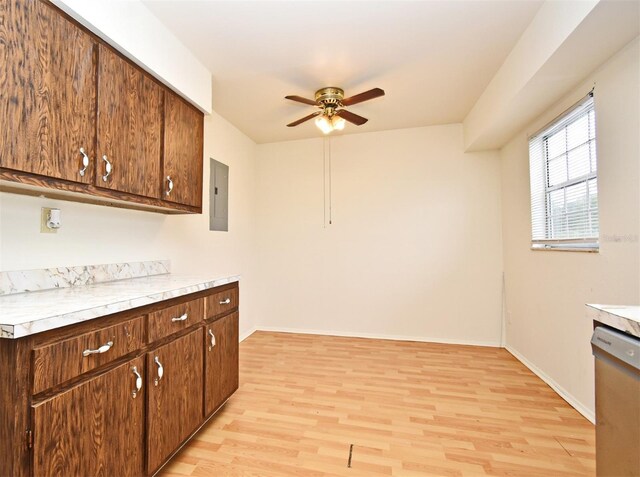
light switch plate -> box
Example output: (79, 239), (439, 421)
(40, 207), (57, 233)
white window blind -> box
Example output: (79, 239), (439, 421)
(529, 93), (599, 251)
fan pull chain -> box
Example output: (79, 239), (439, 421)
(323, 137), (332, 227)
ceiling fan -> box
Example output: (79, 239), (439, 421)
(285, 87), (385, 134)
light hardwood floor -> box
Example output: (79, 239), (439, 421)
(161, 331), (595, 476)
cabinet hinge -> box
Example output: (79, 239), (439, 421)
(26, 429), (33, 450)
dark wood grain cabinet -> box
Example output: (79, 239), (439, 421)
(163, 92), (204, 207)
(0, 0), (204, 214)
(32, 315), (146, 395)
(148, 297), (204, 342)
(32, 356), (146, 477)
(0, 282), (240, 477)
(147, 329), (204, 473)
(97, 45), (163, 198)
(204, 312), (239, 416)
(0, 0), (97, 184)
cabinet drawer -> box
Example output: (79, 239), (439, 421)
(148, 298), (204, 342)
(32, 316), (145, 394)
(206, 286), (239, 319)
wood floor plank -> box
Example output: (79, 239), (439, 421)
(161, 332), (595, 476)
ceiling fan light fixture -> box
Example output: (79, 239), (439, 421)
(315, 114), (333, 134)
(286, 87), (384, 131)
(332, 115), (346, 131)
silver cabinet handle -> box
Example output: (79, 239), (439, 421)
(102, 155), (112, 181)
(131, 366), (142, 399)
(165, 176), (173, 196)
(154, 356), (164, 386)
(79, 147), (90, 176)
(208, 329), (216, 351)
(219, 298), (231, 305)
(82, 340), (113, 357)
(171, 312), (188, 323)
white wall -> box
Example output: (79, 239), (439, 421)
(463, 0), (639, 152)
(463, 0), (597, 150)
(500, 38), (640, 421)
(0, 112), (258, 337)
(254, 124), (504, 346)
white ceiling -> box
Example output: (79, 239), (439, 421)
(143, 0), (544, 144)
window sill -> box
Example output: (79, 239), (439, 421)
(531, 245), (599, 253)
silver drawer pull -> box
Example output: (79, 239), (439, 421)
(131, 366), (142, 399)
(82, 340), (113, 357)
(154, 356), (164, 386)
(208, 329), (216, 351)
(79, 147), (90, 176)
(165, 176), (174, 196)
(219, 298), (231, 305)
(171, 313), (188, 323)
(102, 155), (112, 181)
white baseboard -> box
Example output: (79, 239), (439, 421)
(252, 325), (501, 348)
(505, 345), (595, 424)
(239, 326), (258, 342)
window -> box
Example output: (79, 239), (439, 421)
(528, 93), (598, 251)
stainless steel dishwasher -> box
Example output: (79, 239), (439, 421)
(591, 326), (640, 476)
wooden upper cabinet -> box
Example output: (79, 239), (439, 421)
(163, 91), (204, 208)
(32, 356), (146, 477)
(97, 44), (162, 198)
(0, 0), (204, 213)
(0, 0), (97, 183)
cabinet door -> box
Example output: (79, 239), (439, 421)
(97, 44), (162, 198)
(32, 356), (145, 477)
(0, 0), (96, 182)
(163, 91), (204, 207)
(204, 312), (239, 416)
(147, 328), (203, 473)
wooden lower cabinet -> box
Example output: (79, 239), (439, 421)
(0, 284), (239, 477)
(204, 312), (239, 416)
(31, 356), (146, 477)
(147, 328), (204, 474)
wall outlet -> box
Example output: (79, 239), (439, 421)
(40, 207), (58, 233)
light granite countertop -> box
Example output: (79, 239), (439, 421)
(0, 273), (239, 339)
(587, 304), (640, 338)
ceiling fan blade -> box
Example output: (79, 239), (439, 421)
(336, 109), (368, 126)
(287, 111), (321, 127)
(285, 95), (317, 106)
(341, 88), (385, 106)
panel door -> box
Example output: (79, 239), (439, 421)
(0, 0), (96, 182)
(163, 91), (204, 207)
(97, 44), (162, 198)
(204, 312), (239, 416)
(147, 328), (203, 473)
(32, 356), (145, 477)
(209, 159), (229, 231)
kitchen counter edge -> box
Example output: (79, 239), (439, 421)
(0, 274), (240, 339)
